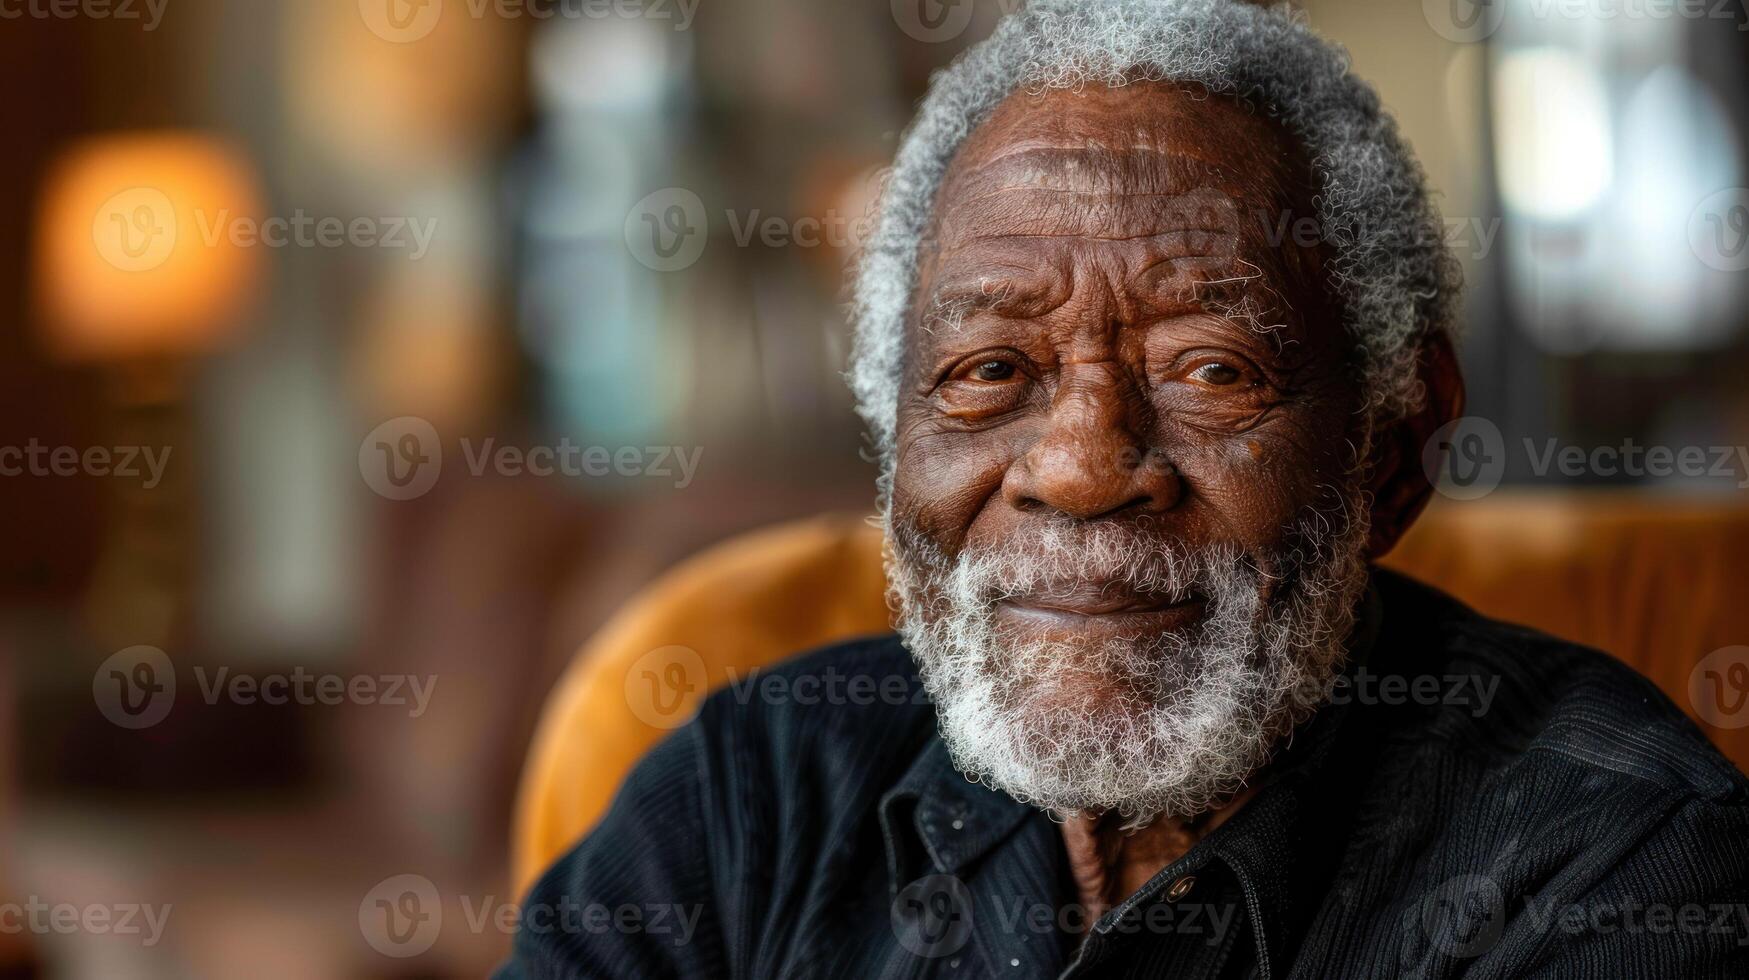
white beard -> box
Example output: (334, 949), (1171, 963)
(887, 503), (1370, 827)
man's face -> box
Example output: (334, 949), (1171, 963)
(887, 82), (1376, 822)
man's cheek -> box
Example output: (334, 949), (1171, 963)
(1222, 409), (1354, 484)
(1172, 439), (1332, 543)
(893, 437), (1015, 552)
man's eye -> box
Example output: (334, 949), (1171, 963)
(973, 360), (1016, 382)
(1190, 362), (1243, 386)
(932, 354), (1031, 419)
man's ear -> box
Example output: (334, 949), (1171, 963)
(1363, 332), (1465, 559)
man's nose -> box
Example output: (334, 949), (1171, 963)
(1001, 366), (1182, 520)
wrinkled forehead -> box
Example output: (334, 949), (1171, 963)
(935, 80), (1311, 223)
(916, 80), (1333, 328)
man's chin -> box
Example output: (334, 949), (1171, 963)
(998, 673), (1170, 728)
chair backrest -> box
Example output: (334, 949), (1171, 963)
(512, 494), (1749, 895)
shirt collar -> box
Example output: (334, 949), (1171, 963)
(879, 732), (1036, 891)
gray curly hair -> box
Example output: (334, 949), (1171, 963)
(849, 0), (1460, 471)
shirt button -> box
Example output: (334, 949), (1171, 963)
(1166, 875), (1196, 902)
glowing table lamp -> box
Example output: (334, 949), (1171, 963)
(35, 132), (261, 371)
(32, 133), (263, 647)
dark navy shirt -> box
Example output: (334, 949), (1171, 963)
(500, 571), (1749, 978)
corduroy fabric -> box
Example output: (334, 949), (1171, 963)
(500, 570), (1749, 979)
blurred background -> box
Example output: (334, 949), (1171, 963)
(2, 0), (1747, 976)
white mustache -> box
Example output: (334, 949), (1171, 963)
(945, 522), (1235, 609)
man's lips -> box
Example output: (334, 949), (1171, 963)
(996, 589), (1205, 631)
(1005, 594), (1187, 616)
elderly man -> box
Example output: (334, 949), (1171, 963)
(502, 2), (1749, 977)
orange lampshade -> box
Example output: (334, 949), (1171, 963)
(33, 132), (262, 362)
